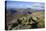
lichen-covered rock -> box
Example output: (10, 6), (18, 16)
(8, 15), (43, 30)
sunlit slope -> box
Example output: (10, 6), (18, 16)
(6, 11), (45, 30)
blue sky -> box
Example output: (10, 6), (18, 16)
(6, 1), (44, 10)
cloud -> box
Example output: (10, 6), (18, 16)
(6, 1), (44, 10)
(31, 3), (44, 10)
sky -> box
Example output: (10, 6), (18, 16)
(6, 1), (44, 10)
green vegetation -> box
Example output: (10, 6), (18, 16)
(6, 11), (45, 30)
(12, 12), (44, 29)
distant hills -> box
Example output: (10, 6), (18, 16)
(6, 8), (44, 16)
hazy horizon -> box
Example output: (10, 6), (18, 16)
(6, 1), (44, 10)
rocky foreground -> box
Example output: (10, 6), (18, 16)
(5, 11), (44, 30)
